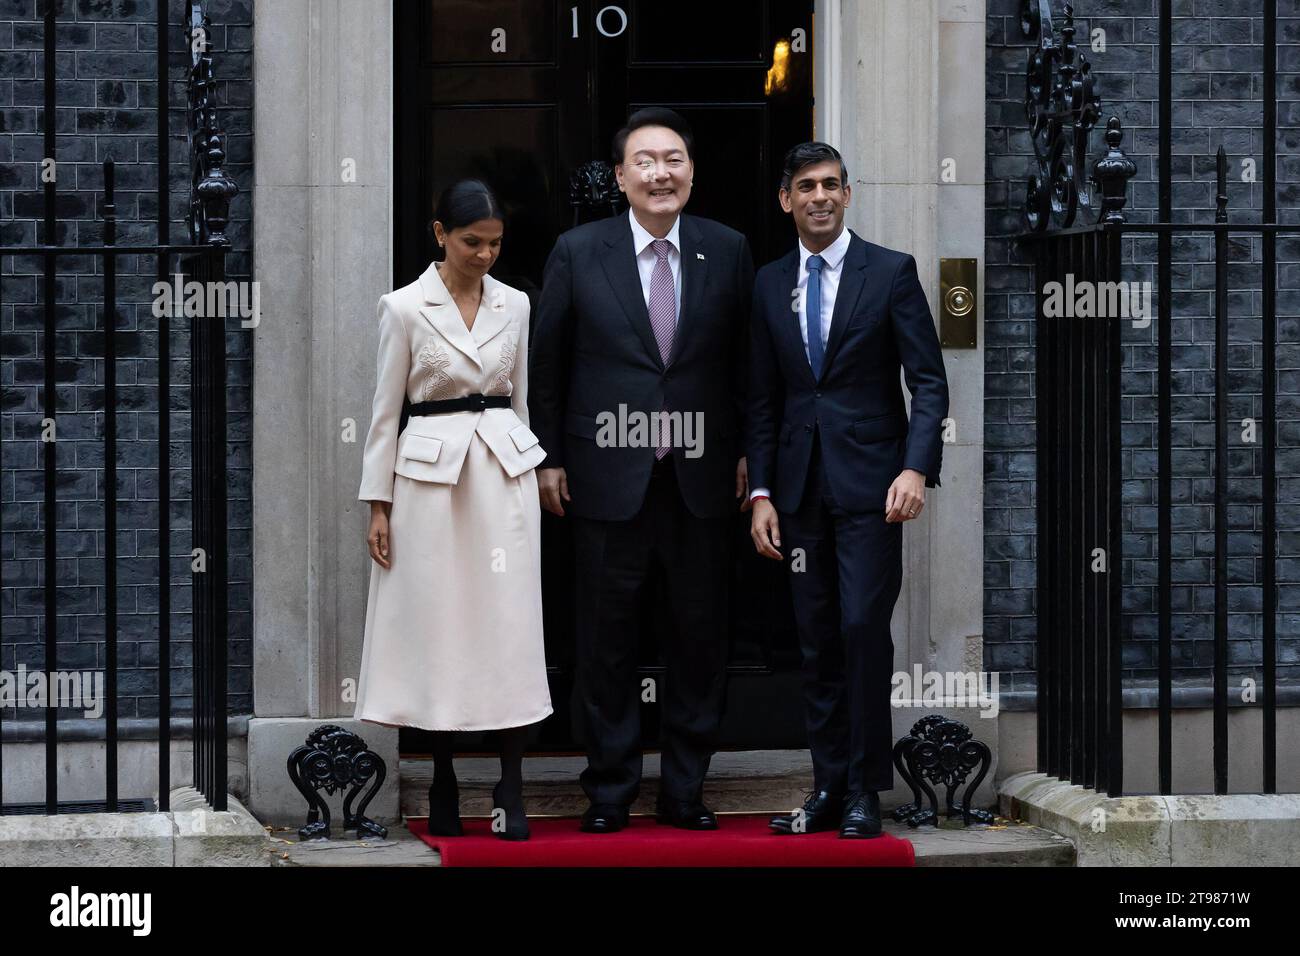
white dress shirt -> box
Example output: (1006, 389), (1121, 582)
(796, 225), (851, 353)
(630, 209), (682, 323)
(751, 226), (852, 502)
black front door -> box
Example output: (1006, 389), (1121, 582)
(393, 0), (814, 754)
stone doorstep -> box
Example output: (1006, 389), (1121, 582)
(399, 749), (1003, 819)
(0, 787), (270, 867)
(998, 771), (1300, 867)
(401, 751), (817, 818)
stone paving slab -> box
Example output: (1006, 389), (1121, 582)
(0, 788), (270, 866)
(266, 823), (441, 866)
(265, 751), (1072, 867)
(999, 770), (1300, 866)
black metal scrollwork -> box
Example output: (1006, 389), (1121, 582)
(1021, 0), (1133, 231)
(568, 160), (627, 226)
(287, 725), (389, 841)
(187, 1), (240, 246)
(891, 715), (994, 827)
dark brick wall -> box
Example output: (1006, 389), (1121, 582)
(0, 0), (252, 723)
(986, 0), (1300, 696)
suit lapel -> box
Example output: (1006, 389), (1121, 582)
(471, 273), (512, 348)
(818, 233), (868, 381)
(776, 248), (815, 387)
(417, 260), (483, 370)
(669, 215), (707, 368)
(599, 214), (663, 370)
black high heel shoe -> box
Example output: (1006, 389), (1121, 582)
(426, 768), (463, 837)
(491, 779), (530, 841)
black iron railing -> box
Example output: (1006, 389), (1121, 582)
(1018, 0), (1291, 796)
(0, 1), (236, 814)
(185, 0), (238, 817)
(1025, 222), (1125, 796)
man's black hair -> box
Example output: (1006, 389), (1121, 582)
(612, 107), (695, 165)
(780, 141), (849, 192)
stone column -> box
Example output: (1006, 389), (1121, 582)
(248, 0), (399, 824)
(816, 0), (988, 743)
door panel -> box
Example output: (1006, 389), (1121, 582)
(423, 0), (558, 64)
(629, 0), (767, 63)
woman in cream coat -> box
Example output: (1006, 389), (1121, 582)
(356, 179), (551, 841)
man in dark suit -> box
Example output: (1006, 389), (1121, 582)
(747, 142), (949, 838)
(529, 108), (754, 832)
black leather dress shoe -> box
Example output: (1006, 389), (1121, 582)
(839, 791), (883, 838)
(655, 797), (718, 830)
(769, 789), (844, 834)
(580, 802), (629, 833)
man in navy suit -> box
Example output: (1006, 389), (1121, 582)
(746, 142), (949, 838)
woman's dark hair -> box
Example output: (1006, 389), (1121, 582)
(779, 142), (849, 192)
(432, 178), (504, 232)
(611, 107), (695, 165)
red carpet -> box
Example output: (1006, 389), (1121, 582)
(409, 814), (914, 867)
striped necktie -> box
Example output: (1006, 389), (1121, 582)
(648, 238), (676, 459)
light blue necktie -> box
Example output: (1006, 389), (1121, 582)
(806, 254), (825, 379)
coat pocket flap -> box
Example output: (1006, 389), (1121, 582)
(851, 414), (907, 443)
(509, 423), (541, 453)
(399, 433), (443, 463)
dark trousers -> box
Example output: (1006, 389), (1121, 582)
(779, 431), (902, 794)
(569, 454), (731, 807)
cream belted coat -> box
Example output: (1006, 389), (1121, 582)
(354, 260), (553, 731)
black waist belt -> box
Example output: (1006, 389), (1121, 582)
(409, 394), (511, 415)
